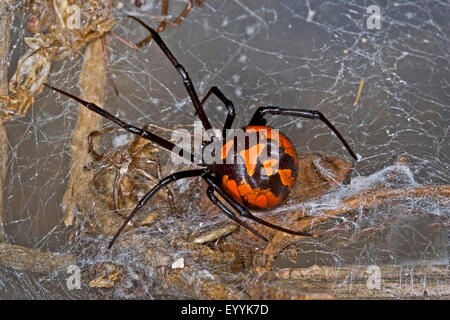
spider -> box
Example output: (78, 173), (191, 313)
(45, 15), (358, 249)
(85, 125), (174, 216)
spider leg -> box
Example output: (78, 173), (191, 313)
(203, 174), (312, 238)
(128, 16), (214, 139)
(165, 0), (204, 27)
(248, 106), (357, 160)
(108, 168), (207, 249)
(200, 87), (235, 139)
(135, 166), (175, 208)
(136, 0), (201, 48)
(128, 124), (157, 154)
(44, 84), (196, 162)
(113, 171), (122, 213)
(92, 166), (113, 192)
(136, 0), (170, 48)
(206, 187), (267, 242)
(88, 127), (122, 161)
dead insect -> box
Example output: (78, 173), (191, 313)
(85, 125), (174, 216)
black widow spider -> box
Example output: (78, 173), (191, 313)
(45, 16), (358, 249)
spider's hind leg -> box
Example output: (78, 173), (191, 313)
(203, 174), (312, 239)
(206, 187), (267, 242)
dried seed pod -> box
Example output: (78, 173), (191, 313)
(193, 225), (239, 244)
(26, 15), (40, 33)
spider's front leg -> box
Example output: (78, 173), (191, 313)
(200, 86), (236, 139)
(249, 106), (358, 160)
(44, 84), (182, 158)
(128, 15), (214, 138)
(108, 168), (208, 249)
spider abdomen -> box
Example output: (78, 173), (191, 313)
(214, 126), (298, 210)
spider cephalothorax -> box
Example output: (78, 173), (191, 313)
(45, 15), (357, 248)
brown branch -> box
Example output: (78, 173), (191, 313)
(353, 79), (365, 106)
(0, 3), (77, 276)
(272, 264), (449, 299)
(0, 0), (16, 242)
(61, 38), (108, 226)
(60, 36), (124, 236)
(258, 185), (450, 270)
(296, 185), (449, 231)
(0, 243), (76, 273)
(247, 272), (336, 299)
(275, 264), (449, 281)
(158, 266), (248, 299)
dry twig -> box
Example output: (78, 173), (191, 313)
(0, 243), (76, 273)
(353, 79), (365, 106)
(61, 38), (109, 226)
(259, 184), (449, 270)
(272, 264), (449, 299)
(0, 0), (17, 241)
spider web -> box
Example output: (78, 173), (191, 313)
(0, 0), (448, 299)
